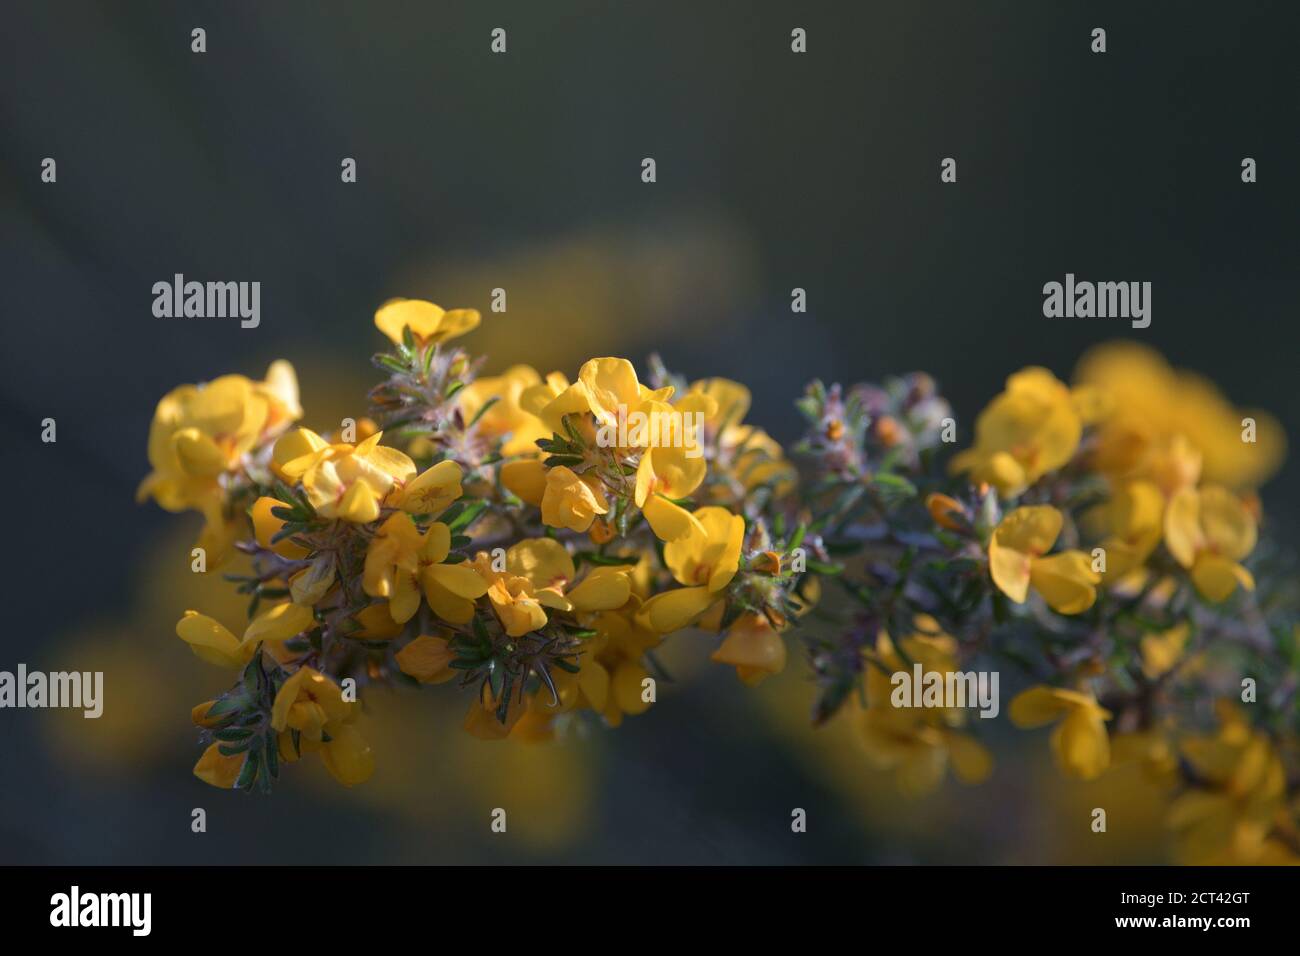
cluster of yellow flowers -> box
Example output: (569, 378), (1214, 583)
(140, 299), (1296, 864)
(140, 299), (804, 791)
(909, 351), (1290, 862)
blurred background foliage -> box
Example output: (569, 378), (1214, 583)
(2, 0), (1296, 862)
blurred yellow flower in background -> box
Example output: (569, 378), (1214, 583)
(1083, 479), (1165, 582)
(1170, 703), (1297, 864)
(950, 367), (1082, 497)
(1164, 484), (1257, 601)
(852, 621), (993, 795)
(710, 612), (787, 686)
(1009, 686), (1112, 781)
(457, 365), (551, 456)
(1075, 341), (1285, 491)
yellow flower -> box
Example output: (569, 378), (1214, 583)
(688, 377), (751, 433)
(175, 612), (253, 668)
(638, 506), (744, 632)
(138, 363), (301, 565)
(193, 742), (246, 789)
(500, 457), (548, 505)
(139, 376), (264, 503)
(854, 710), (993, 796)
(486, 577), (550, 636)
(852, 621), (992, 794)
(634, 440), (707, 541)
(988, 505), (1100, 614)
(473, 538), (632, 636)
(353, 603), (404, 640)
(271, 666), (352, 740)
(710, 613), (786, 685)
(1076, 341), (1285, 490)
(463, 688), (528, 740)
(395, 633), (457, 684)
(457, 365), (551, 455)
(270, 425), (327, 481)
(1008, 685), (1112, 780)
(604, 659), (654, 725)
(540, 465), (608, 532)
(373, 298), (480, 347)
(1085, 479), (1164, 580)
(316, 723), (375, 787)
(521, 356), (680, 450)
(505, 580), (663, 737)
(1164, 484), (1257, 602)
(258, 359), (304, 433)
(271, 666), (373, 786)
(1110, 726), (1180, 788)
(1170, 702), (1290, 864)
(244, 602), (318, 646)
(588, 614), (658, 728)
(275, 428), (416, 522)
(175, 604), (314, 667)
(578, 357), (673, 433)
(1140, 622), (1189, 679)
(520, 370), (592, 438)
(387, 459), (465, 516)
(249, 495), (311, 559)
(1095, 431), (1203, 499)
(362, 513), (489, 624)
(684, 378), (796, 501)
(950, 367), (1083, 497)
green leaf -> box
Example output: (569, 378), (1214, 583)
(871, 472), (918, 498)
(215, 727), (255, 742)
(235, 751), (261, 791)
(495, 672), (515, 722)
(264, 729), (279, 779)
(467, 395), (500, 428)
(543, 454), (585, 469)
(374, 354), (408, 375)
(561, 414), (585, 446)
(445, 498), (489, 532)
(204, 696), (242, 721)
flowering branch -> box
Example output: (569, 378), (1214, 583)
(138, 298), (1297, 864)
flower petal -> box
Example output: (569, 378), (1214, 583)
(176, 611), (250, 668)
(638, 585), (715, 633)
